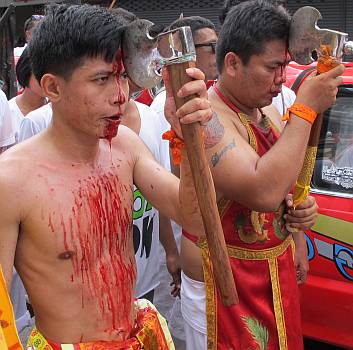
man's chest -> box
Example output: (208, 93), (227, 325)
(21, 165), (134, 260)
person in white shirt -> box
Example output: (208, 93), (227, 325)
(9, 48), (46, 142)
(272, 84), (296, 116)
(18, 103), (52, 143)
(0, 89), (15, 153)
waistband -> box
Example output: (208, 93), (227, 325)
(199, 234), (293, 260)
(26, 299), (175, 350)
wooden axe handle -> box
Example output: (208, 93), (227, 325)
(308, 56), (340, 147)
(167, 61), (238, 306)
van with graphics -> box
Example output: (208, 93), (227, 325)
(289, 62), (353, 349)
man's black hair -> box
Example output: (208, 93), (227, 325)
(219, 0), (245, 25)
(110, 7), (138, 25)
(29, 4), (124, 82)
(16, 47), (32, 89)
(219, 0), (287, 25)
(169, 16), (216, 38)
(216, 0), (291, 72)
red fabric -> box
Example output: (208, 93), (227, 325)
(212, 119), (303, 349)
(182, 229), (198, 244)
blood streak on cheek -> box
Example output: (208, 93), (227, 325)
(105, 50), (126, 148)
(54, 173), (136, 333)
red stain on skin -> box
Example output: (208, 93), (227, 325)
(105, 50), (127, 149)
(271, 48), (290, 95)
(51, 172), (135, 335)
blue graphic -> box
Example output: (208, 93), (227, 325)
(334, 244), (353, 281)
(305, 233), (315, 261)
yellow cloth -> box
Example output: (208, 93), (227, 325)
(27, 299), (174, 350)
(0, 265), (23, 350)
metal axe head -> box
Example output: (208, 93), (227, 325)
(122, 19), (196, 89)
(289, 6), (353, 65)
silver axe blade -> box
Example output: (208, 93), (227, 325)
(289, 6), (353, 65)
(122, 19), (196, 89)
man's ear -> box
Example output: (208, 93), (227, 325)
(223, 52), (242, 78)
(40, 74), (64, 103)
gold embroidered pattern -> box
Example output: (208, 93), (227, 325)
(201, 247), (217, 350)
(238, 113), (258, 152)
(269, 258), (288, 350)
(227, 235), (292, 260)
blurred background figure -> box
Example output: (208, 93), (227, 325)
(8, 48), (46, 143)
(14, 14), (44, 65)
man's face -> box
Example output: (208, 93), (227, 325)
(57, 56), (129, 140)
(194, 28), (218, 81)
(234, 39), (289, 108)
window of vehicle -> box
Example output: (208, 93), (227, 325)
(311, 85), (353, 196)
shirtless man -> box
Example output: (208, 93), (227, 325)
(0, 4), (212, 348)
(168, 1), (345, 349)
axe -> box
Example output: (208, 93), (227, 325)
(122, 20), (238, 306)
(288, 6), (353, 213)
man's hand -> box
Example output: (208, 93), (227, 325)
(295, 64), (344, 114)
(166, 250), (181, 298)
(163, 67), (213, 138)
(285, 194), (318, 231)
(292, 232), (309, 284)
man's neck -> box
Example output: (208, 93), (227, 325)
(16, 90), (46, 115)
(46, 112), (102, 166)
(216, 80), (258, 120)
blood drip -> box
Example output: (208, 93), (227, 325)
(271, 45), (290, 93)
(105, 50), (127, 149)
(54, 172), (136, 334)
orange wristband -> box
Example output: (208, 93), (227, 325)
(282, 103), (317, 125)
(162, 129), (185, 165)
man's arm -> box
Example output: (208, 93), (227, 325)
(0, 161), (21, 288)
(205, 65), (344, 212)
(159, 214), (181, 297)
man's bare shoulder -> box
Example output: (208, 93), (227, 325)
(112, 124), (154, 159)
(0, 135), (42, 179)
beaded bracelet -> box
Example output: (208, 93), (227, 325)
(282, 103), (318, 125)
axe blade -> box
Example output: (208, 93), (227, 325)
(289, 6), (322, 65)
(122, 19), (162, 89)
(122, 19), (196, 89)
(289, 6), (349, 65)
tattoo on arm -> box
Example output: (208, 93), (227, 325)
(204, 112), (225, 149)
(211, 139), (236, 168)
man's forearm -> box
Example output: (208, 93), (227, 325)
(159, 214), (178, 255)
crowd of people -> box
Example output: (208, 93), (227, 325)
(0, 0), (344, 349)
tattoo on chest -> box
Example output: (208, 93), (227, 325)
(204, 112), (225, 149)
(211, 139), (236, 168)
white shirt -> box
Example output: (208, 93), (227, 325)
(8, 97), (24, 143)
(0, 90), (15, 148)
(133, 101), (170, 298)
(18, 103), (52, 142)
(272, 85), (296, 116)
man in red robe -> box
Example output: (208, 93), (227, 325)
(171, 1), (345, 349)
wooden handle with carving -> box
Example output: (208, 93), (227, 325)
(167, 61), (238, 306)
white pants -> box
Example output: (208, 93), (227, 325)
(180, 272), (207, 350)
